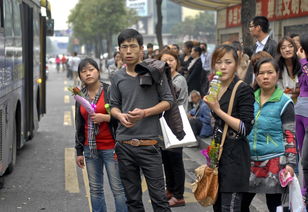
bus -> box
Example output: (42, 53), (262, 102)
(0, 0), (53, 186)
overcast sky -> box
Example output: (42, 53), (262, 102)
(49, 0), (78, 30)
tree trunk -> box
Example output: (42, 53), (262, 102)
(155, 0), (163, 50)
(241, 0), (256, 49)
(107, 32), (113, 59)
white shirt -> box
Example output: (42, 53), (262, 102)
(200, 52), (211, 71)
(255, 34), (270, 53)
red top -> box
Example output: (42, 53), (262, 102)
(80, 91), (115, 150)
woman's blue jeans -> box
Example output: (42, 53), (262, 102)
(84, 146), (128, 212)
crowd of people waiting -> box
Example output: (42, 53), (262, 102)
(73, 15), (308, 212)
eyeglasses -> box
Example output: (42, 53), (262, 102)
(120, 44), (139, 51)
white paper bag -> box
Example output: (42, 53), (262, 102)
(160, 105), (197, 149)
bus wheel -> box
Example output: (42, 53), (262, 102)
(6, 119), (17, 175)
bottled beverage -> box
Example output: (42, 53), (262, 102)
(206, 71), (222, 102)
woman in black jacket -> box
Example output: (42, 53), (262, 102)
(204, 45), (255, 212)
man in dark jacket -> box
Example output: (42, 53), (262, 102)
(110, 29), (173, 212)
(187, 46), (203, 93)
(250, 16), (277, 57)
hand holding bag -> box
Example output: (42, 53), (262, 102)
(192, 80), (242, 207)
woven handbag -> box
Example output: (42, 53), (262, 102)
(192, 80), (242, 207)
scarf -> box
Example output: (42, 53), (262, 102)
(84, 83), (103, 158)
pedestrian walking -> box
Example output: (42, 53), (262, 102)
(75, 58), (128, 212)
(296, 34), (308, 206)
(241, 58), (296, 212)
(276, 36), (301, 102)
(110, 29), (173, 212)
(55, 55), (61, 73)
(69, 52), (81, 86)
(159, 50), (188, 207)
(203, 45), (255, 212)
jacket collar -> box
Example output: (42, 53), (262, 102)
(254, 87), (283, 104)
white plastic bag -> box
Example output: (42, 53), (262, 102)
(289, 175), (306, 212)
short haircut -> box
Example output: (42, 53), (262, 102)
(113, 51), (120, 58)
(290, 33), (299, 38)
(250, 51), (273, 67)
(147, 43), (153, 48)
(253, 58), (279, 91)
(78, 57), (100, 78)
(157, 50), (180, 71)
(300, 33), (308, 57)
(200, 42), (207, 48)
(118, 29), (143, 47)
(172, 44), (180, 50)
(193, 46), (202, 56)
(190, 90), (201, 97)
(252, 16), (269, 33)
(184, 41), (193, 49)
(211, 45), (239, 69)
(231, 40), (243, 52)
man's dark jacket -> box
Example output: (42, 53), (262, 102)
(252, 36), (277, 57)
(135, 58), (186, 140)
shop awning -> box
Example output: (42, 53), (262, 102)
(170, 0), (241, 10)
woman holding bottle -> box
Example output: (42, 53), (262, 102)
(204, 45), (255, 211)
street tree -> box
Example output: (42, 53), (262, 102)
(241, 0), (256, 48)
(171, 11), (216, 43)
(155, 0), (163, 50)
(68, 0), (138, 58)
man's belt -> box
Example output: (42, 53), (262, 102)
(120, 139), (157, 146)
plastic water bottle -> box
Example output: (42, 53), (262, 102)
(206, 71), (222, 102)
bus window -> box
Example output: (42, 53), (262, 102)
(0, 0), (3, 28)
(3, 0), (13, 36)
(13, 0), (21, 36)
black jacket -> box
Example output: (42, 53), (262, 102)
(135, 58), (186, 140)
(252, 36), (277, 57)
(212, 76), (255, 192)
(75, 82), (117, 156)
(187, 58), (203, 93)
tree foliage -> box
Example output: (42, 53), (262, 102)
(171, 11), (216, 42)
(68, 0), (138, 57)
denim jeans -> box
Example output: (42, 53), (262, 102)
(84, 146), (128, 212)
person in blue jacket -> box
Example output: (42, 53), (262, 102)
(188, 90), (213, 138)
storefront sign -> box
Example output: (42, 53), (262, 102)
(226, 0), (308, 27)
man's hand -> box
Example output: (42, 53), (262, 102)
(118, 113), (135, 128)
(76, 156), (85, 169)
(127, 108), (146, 123)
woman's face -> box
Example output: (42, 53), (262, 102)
(161, 54), (177, 73)
(79, 63), (100, 85)
(115, 53), (121, 63)
(280, 40), (295, 59)
(256, 62), (278, 91)
(214, 51), (237, 82)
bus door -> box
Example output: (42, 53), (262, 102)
(0, 0), (4, 89)
(20, 3), (33, 139)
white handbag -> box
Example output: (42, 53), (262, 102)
(160, 105), (197, 149)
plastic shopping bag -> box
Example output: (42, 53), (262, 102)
(289, 175), (306, 212)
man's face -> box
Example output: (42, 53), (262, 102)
(191, 93), (201, 104)
(249, 21), (259, 37)
(119, 39), (143, 66)
(183, 45), (190, 55)
(148, 47), (153, 54)
(200, 44), (206, 52)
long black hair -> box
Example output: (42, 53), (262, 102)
(300, 33), (308, 59)
(276, 36), (301, 78)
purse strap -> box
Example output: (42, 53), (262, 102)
(218, 80), (243, 161)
